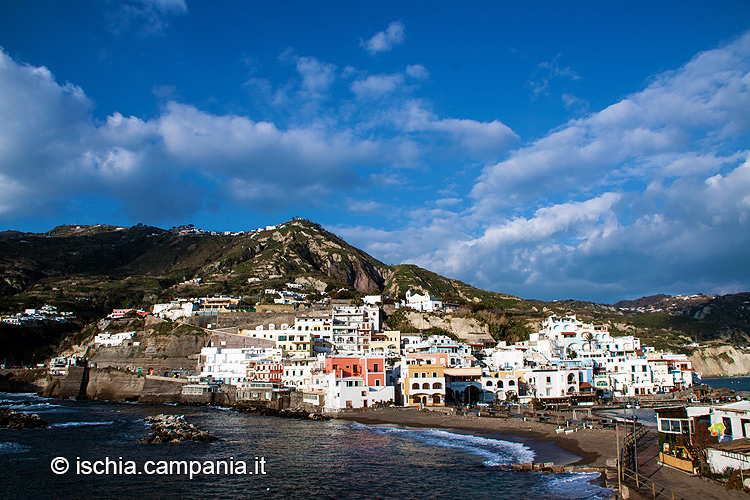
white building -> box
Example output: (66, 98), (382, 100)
(484, 345), (525, 371)
(199, 346), (281, 385)
(709, 401), (750, 441)
(311, 371), (395, 412)
(152, 300), (195, 320)
(401, 290), (443, 312)
(705, 439), (750, 475)
(481, 371), (521, 401)
(282, 357), (320, 390)
(94, 331), (135, 346)
(525, 367), (581, 399)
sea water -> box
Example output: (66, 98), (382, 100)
(702, 376), (750, 392)
(0, 393), (612, 500)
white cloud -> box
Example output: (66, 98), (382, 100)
(142, 0), (188, 14)
(337, 33), (750, 302)
(473, 32), (750, 216)
(406, 64), (430, 80)
(389, 101), (520, 163)
(345, 199), (390, 215)
(0, 49), (381, 221)
(351, 73), (404, 98)
(106, 0), (188, 35)
(435, 197), (461, 208)
(562, 93), (589, 113)
(361, 21), (406, 55)
(294, 55), (337, 97)
(528, 54), (582, 98)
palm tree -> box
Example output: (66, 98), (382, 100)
(583, 331), (595, 352)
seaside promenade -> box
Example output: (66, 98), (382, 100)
(622, 429), (748, 500)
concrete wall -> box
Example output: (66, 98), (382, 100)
(85, 368), (145, 401)
(88, 330), (207, 376)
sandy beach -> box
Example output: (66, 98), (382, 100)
(334, 407), (619, 468)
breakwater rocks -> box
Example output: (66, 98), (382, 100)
(0, 408), (48, 429)
(232, 404), (330, 421)
(502, 462), (605, 475)
(140, 414), (216, 444)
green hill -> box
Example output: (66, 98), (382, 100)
(1, 218), (748, 359)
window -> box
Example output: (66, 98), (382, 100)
(486, 381), (493, 387)
(413, 372), (419, 378)
(659, 419), (687, 433)
(375, 380), (381, 387)
(374, 363), (379, 372)
(546, 376), (551, 384)
(412, 383), (419, 390)
(422, 383), (430, 390)
(432, 382), (442, 389)
(509, 380), (515, 386)
(724, 417), (734, 437)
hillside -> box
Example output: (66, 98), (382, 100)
(1, 219), (749, 362)
(0, 219), (501, 313)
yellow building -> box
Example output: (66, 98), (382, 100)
(276, 330), (313, 357)
(370, 330), (401, 354)
(403, 362), (445, 407)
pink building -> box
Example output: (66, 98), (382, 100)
(324, 356), (386, 387)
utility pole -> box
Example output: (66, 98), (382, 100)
(616, 423), (622, 495)
(633, 415), (639, 477)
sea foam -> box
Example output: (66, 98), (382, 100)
(540, 471), (614, 500)
(351, 423), (535, 466)
(49, 421), (115, 428)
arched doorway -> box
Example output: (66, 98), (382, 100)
(463, 385), (481, 404)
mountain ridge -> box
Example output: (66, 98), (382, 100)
(1, 218), (749, 355)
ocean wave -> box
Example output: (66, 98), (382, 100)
(0, 442), (31, 455)
(540, 472), (613, 500)
(351, 423), (535, 466)
(0, 392), (43, 398)
(50, 421), (115, 428)
(7, 403), (63, 412)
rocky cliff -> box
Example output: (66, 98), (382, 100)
(690, 345), (750, 378)
(403, 311), (493, 344)
(85, 317), (207, 376)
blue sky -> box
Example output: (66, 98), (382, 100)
(1, 1), (750, 303)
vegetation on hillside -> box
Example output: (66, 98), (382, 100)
(1, 219), (748, 362)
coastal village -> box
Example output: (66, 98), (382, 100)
(88, 292), (699, 409)
(22, 284), (750, 497)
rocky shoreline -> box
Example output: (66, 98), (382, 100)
(232, 403), (330, 420)
(140, 414), (216, 443)
(0, 408), (48, 429)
